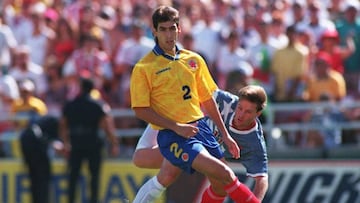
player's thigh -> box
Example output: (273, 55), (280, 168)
(132, 147), (163, 169)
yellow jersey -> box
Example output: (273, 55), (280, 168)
(130, 45), (217, 129)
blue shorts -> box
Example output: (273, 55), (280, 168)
(157, 118), (224, 174)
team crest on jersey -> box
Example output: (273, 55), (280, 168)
(181, 153), (189, 162)
(188, 59), (198, 70)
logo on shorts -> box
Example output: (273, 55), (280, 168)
(181, 153), (189, 162)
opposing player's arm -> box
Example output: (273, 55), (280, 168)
(202, 97), (240, 159)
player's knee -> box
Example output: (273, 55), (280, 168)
(220, 166), (237, 185)
(157, 170), (180, 187)
(132, 152), (144, 168)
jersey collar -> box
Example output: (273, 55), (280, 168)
(153, 44), (181, 60)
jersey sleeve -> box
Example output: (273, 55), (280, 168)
(196, 56), (218, 103)
(130, 63), (151, 108)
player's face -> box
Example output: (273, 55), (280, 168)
(233, 99), (261, 128)
(153, 21), (180, 54)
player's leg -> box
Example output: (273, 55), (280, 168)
(88, 148), (102, 203)
(192, 151), (259, 203)
(201, 178), (227, 203)
(253, 175), (268, 201)
(68, 150), (84, 203)
(133, 159), (181, 203)
(201, 158), (228, 203)
(132, 124), (163, 169)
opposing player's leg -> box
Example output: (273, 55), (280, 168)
(132, 124), (163, 169)
(192, 150), (259, 203)
(201, 170), (227, 203)
(253, 175), (268, 201)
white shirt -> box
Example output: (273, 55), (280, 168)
(8, 62), (47, 95)
(216, 45), (248, 75)
(0, 24), (18, 68)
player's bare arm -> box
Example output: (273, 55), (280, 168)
(133, 107), (199, 138)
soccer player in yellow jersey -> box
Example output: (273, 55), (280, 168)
(130, 5), (259, 203)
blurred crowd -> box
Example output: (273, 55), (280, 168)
(1, 0), (360, 157)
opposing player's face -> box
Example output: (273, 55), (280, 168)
(233, 99), (261, 128)
(154, 21), (180, 54)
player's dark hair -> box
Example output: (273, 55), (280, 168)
(237, 85), (267, 112)
(152, 6), (179, 30)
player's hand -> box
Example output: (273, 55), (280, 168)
(52, 140), (64, 154)
(174, 123), (199, 139)
(222, 134), (240, 159)
(110, 144), (120, 157)
(61, 143), (71, 159)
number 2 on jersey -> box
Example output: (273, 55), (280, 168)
(182, 85), (192, 100)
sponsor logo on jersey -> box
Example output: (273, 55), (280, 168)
(156, 67), (171, 75)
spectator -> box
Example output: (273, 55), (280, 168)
(25, 2), (55, 67)
(271, 25), (309, 102)
(301, 47), (348, 149)
(318, 29), (355, 74)
(224, 61), (254, 95)
(336, 0), (360, 98)
(8, 45), (48, 98)
(289, 0), (308, 28)
(0, 74), (19, 156)
(327, 0), (345, 21)
(0, 73), (19, 113)
(43, 8), (59, 30)
(59, 77), (119, 203)
(112, 20), (154, 108)
(10, 79), (48, 124)
(3, 0), (33, 45)
(303, 51), (346, 102)
(191, 4), (222, 76)
(268, 12), (288, 49)
(248, 16), (277, 98)
(302, 93), (347, 149)
(239, 12), (261, 51)
(94, 5), (118, 57)
(300, 0), (336, 45)
(46, 17), (77, 73)
(0, 10), (18, 74)
(62, 31), (110, 100)
(216, 30), (248, 89)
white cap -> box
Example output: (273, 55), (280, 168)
(341, 0), (360, 11)
(19, 79), (35, 93)
(30, 2), (47, 15)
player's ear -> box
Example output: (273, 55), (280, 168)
(256, 111), (262, 117)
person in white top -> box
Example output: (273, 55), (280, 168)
(8, 45), (47, 97)
(0, 11), (18, 73)
(25, 2), (55, 66)
(216, 30), (248, 89)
